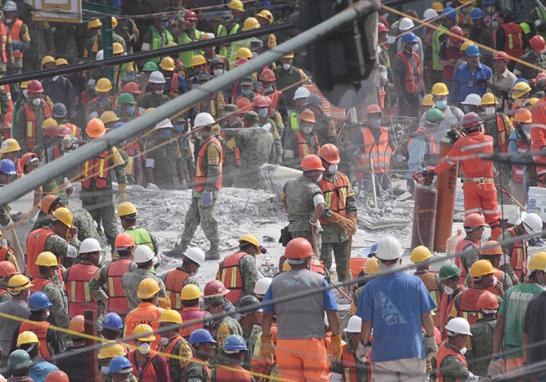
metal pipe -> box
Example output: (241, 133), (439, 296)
(0, 0), (379, 206)
(0, 22), (294, 86)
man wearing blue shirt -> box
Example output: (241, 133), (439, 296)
(358, 236), (437, 381)
(450, 45), (492, 104)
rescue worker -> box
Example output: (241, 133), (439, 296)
(0, 261), (17, 300)
(177, 11), (203, 68)
(468, 291), (498, 376)
(422, 82), (464, 145)
(284, 86), (310, 138)
(157, 309), (193, 381)
(237, 295), (261, 363)
(122, 245), (166, 311)
(6, 349), (34, 382)
(124, 278), (164, 337)
(160, 56), (186, 98)
(51, 103), (79, 140)
(141, 71), (171, 109)
(80, 118), (127, 247)
(0, 159), (16, 227)
(97, 343), (127, 380)
(185, 329), (216, 382)
(101, 312), (124, 342)
(411, 245), (443, 325)
(204, 291), (243, 353)
(0, 139), (21, 167)
(180, 284), (207, 338)
(14, 331), (58, 381)
(0, 232), (19, 272)
(212, 335), (252, 381)
(262, 238), (342, 381)
(476, 241), (513, 293)
(454, 213), (486, 285)
(429, 112), (502, 239)
(218, 104), (241, 187)
(251, 95), (282, 166)
(217, 1), (242, 58)
(438, 264), (465, 335)
(64, 238), (102, 319)
(56, 315), (85, 380)
(480, 92), (512, 161)
(167, 112), (223, 260)
(439, 26), (465, 85)
(217, 234), (261, 304)
(126, 324), (170, 381)
(141, 17), (174, 62)
(488, 51), (517, 103)
(515, 35), (546, 80)
(281, 154), (326, 244)
(408, 108), (443, 176)
(436, 317), (478, 381)
(163, 247), (203, 313)
(331, 315), (371, 382)
(282, 108), (319, 168)
(274, 52), (308, 111)
(83, 19), (102, 60)
(117, 202), (159, 259)
(510, 81), (531, 111)
(450, 45), (493, 104)
(87, 78), (115, 120)
(318, 143), (357, 281)
(495, 14), (525, 61)
(507, 108), (532, 204)
(144, 118), (179, 188)
(106, 356), (137, 382)
(305, 94), (337, 145)
(4, 1), (29, 76)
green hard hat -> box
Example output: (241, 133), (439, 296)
(8, 349), (33, 371)
(117, 93), (136, 105)
(425, 108), (445, 123)
(439, 263), (461, 281)
(143, 61), (159, 72)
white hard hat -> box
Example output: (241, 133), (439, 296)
(343, 315), (362, 333)
(155, 118), (173, 129)
(79, 238), (103, 254)
(134, 245), (155, 263)
(3, 1), (17, 12)
(521, 212), (543, 234)
(148, 71), (166, 84)
(399, 17), (415, 32)
(461, 93), (482, 107)
(253, 277), (272, 295)
(96, 50), (104, 61)
(183, 247), (206, 266)
(445, 317), (472, 336)
(375, 235), (403, 260)
(193, 112), (215, 129)
(423, 8), (438, 20)
(293, 86), (310, 101)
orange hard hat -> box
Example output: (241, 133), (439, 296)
(300, 154), (325, 171)
(45, 371), (69, 382)
(367, 104), (382, 114)
(86, 118), (106, 138)
(299, 109), (316, 123)
(69, 315), (85, 333)
(477, 291), (499, 310)
(493, 51), (510, 61)
(0, 261), (17, 278)
(115, 233), (135, 248)
(204, 280), (230, 297)
(284, 237), (314, 260)
(514, 108), (532, 123)
(463, 213), (487, 228)
(235, 96), (252, 113)
(318, 143), (340, 164)
(122, 81), (142, 95)
(479, 240), (503, 256)
(40, 194), (61, 214)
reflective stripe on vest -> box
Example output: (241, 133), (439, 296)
(0, 23), (8, 63)
(319, 173), (351, 225)
(218, 252), (246, 304)
(81, 150), (110, 190)
(66, 263), (99, 318)
(106, 258), (131, 315)
(359, 127), (392, 173)
(26, 227), (55, 280)
(295, 130), (319, 159)
(165, 268), (190, 311)
(19, 320), (51, 360)
(290, 112), (299, 130)
(408, 127), (438, 156)
(8, 20), (23, 59)
(455, 288), (484, 325)
(507, 227), (528, 280)
(193, 136), (223, 192)
(436, 342), (468, 382)
(396, 50), (423, 93)
(23, 102), (52, 150)
(502, 23), (524, 58)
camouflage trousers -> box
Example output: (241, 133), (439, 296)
(81, 192), (118, 246)
(181, 194), (219, 251)
(320, 240), (349, 281)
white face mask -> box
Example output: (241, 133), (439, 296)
(101, 366), (109, 374)
(154, 89), (163, 96)
(22, 89), (28, 98)
(482, 309), (497, 315)
(316, 174), (323, 183)
(5, 18), (12, 24)
(460, 347), (467, 355)
(444, 285), (454, 295)
(139, 343), (151, 354)
(159, 337), (169, 346)
(412, 44), (419, 53)
(257, 108), (269, 119)
(328, 164), (338, 174)
(484, 107), (496, 116)
(282, 63), (291, 71)
(213, 68), (224, 77)
(303, 125), (313, 135)
(491, 276), (498, 287)
(32, 98), (42, 107)
(52, 75), (60, 82)
(435, 100), (447, 110)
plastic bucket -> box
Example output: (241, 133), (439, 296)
(528, 187), (546, 222)
(350, 257), (368, 279)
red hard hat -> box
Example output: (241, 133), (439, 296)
(299, 109), (316, 123)
(493, 51), (510, 61)
(235, 96), (252, 113)
(449, 26), (464, 42)
(300, 154), (325, 171)
(204, 280), (229, 297)
(0, 261), (17, 278)
(40, 194), (60, 214)
(477, 291), (499, 310)
(19, 152), (39, 171)
(462, 112), (482, 129)
(367, 104), (382, 115)
(253, 94), (271, 108)
(464, 212), (487, 228)
(259, 68), (276, 82)
(285, 237), (314, 260)
(122, 81), (142, 95)
(184, 10), (198, 22)
(318, 143), (340, 164)
(530, 35), (546, 53)
(235, 57), (249, 66)
(378, 22), (389, 33)
(115, 233), (135, 248)
(45, 371), (70, 382)
(27, 80), (44, 93)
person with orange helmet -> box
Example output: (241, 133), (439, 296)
(283, 108), (320, 168)
(317, 143), (357, 281)
(454, 212), (487, 284)
(506, 108), (532, 205)
(262, 238), (341, 381)
(476, 241), (513, 293)
(252, 94), (283, 164)
(467, 291), (498, 376)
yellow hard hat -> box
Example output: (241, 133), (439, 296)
(20, 81), (29, 89)
(117, 201), (137, 217)
(282, 52), (295, 59)
(112, 42), (124, 55)
(470, 259), (494, 278)
(481, 92), (497, 106)
(95, 78), (113, 93)
(530, 97), (540, 106)
(242, 17), (260, 32)
(98, 343), (126, 359)
(88, 18), (102, 29)
(55, 58), (69, 67)
(431, 82), (449, 96)
(159, 309), (182, 324)
(137, 278), (160, 299)
(421, 94), (434, 107)
(100, 110), (120, 125)
(1, 138), (21, 154)
(133, 324), (156, 342)
(159, 56), (175, 71)
(460, 40), (473, 53)
(364, 256), (380, 274)
(239, 233), (260, 252)
(236, 47), (253, 60)
(41, 117), (57, 129)
(41, 55), (55, 67)
(529, 252), (546, 271)
(511, 82), (532, 99)
(7, 274), (32, 292)
(228, 0), (244, 12)
(36, 251), (58, 267)
(111, 16), (118, 28)
(181, 284), (202, 300)
(52, 207), (73, 227)
(190, 55), (207, 68)
(256, 9), (274, 24)
(431, 1), (444, 12)
(410, 245), (433, 263)
(16, 331), (39, 347)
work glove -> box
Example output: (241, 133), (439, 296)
(201, 190), (213, 208)
(328, 334), (343, 361)
(118, 183), (128, 202)
(424, 335), (438, 359)
(487, 358), (504, 377)
(309, 218), (323, 233)
(329, 211), (353, 233)
(347, 213), (358, 235)
(259, 335), (275, 364)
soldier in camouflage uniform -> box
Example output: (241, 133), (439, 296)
(254, 95), (283, 164)
(204, 294), (243, 357)
(437, 318), (477, 382)
(305, 94), (337, 145)
(185, 329), (216, 381)
(237, 295), (262, 368)
(143, 118), (179, 188)
(235, 111), (273, 189)
(468, 292), (497, 376)
(0, 159), (17, 227)
(218, 104), (242, 187)
(140, 71), (171, 109)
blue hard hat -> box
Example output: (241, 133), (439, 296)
(102, 312), (123, 331)
(111, 121), (125, 130)
(0, 159), (16, 175)
(107, 356), (132, 375)
(189, 329), (216, 345)
(471, 8), (484, 20)
(442, 6), (456, 20)
(28, 292), (52, 311)
(465, 44), (481, 57)
(401, 32), (419, 44)
(223, 334), (248, 352)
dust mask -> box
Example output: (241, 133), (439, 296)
(138, 343), (151, 354)
(435, 100), (447, 109)
(32, 98), (42, 107)
(213, 68), (224, 77)
(316, 174), (323, 183)
(303, 125), (313, 134)
(328, 164), (338, 174)
(460, 347), (467, 355)
(101, 366), (109, 374)
(491, 276), (498, 287)
(444, 285), (454, 295)
(257, 108), (269, 119)
(282, 63), (291, 71)
(154, 89), (163, 96)
(52, 75), (60, 82)
(484, 107), (496, 116)
(159, 337), (169, 346)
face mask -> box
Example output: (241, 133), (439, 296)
(282, 63), (291, 71)
(213, 68), (224, 77)
(257, 108), (269, 118)
(154, 89), (163, 96)
(303, 125), (313, 134)
(316, 174), (323, 183)
(32, 98), (42, 107)
(484, 106), (496, 116)
(174, 124), (184, 133)
(264, 85), (273, 94)
(370, 120), (381, 129)
(101, 366), (109, 374)
(139, 343), (151, 354)
(491, 276), (498, 287)
(22, 89), (28, 98)
(5, 18), (12, 24)
(241, 88), (253, 97)
(460, 347), (467, 355)
(159, 337), (169, 346)
(157, 129), (172, 139)
(52, 75), (60, 82)
(435, 100), (447, 110)
(328, 164), (338, 174)
(444, 285), (454, 295)
(162, 21), (169, 29)
(482, 309), (497, 315)
(412, 44), (419, 53)
(126, 105), (136, 116)
(463, 106), (471, 114)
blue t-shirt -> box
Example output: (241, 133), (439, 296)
(357, 272), (435, 362)
(262, 277), (338, 313)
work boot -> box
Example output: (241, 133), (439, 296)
(206, 241), (220, 261)
(164, 241), (189, 258)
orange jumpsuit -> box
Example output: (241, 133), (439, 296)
(531, 98), (546, 184)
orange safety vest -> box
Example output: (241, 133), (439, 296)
(193, 136), (223, 192)
(294, 130), (319, 159)
(218, 251), (247, 304)
(416, 271), (442, 316)
(512, 138), (529, 184)
(220, 131), (241, 167)
(310, 257), (326, 275)
(106, 258), (132, 315)
(408, 127), (438, 156)
(0, 245), (9, 262)
(127, 351), (161, 382)
(319, 173), (351, 225)
(359, 127), (392, 174)
(81, 150), (110, 190)
(495, 114), (509, 153)
(64, 123), (80, 139)
(66, 263), (99, 318)
(506, 227), (528, 280)
(169, 75), (179, 97)
(438, 288), (464, 337)
(396, 50), (423, 93)
(26, 227), (55, 280)
(23, 102), (52, 151)
(8, 19), (23, 59)
(213, 363), (252, 381)
(269, 90), (282, 114)
(501, 23), (524, 58)
(0, 23), (8, 63)
(181, 307), (206, 338)
(454, 239), (478, 285)
(454, 288), (484, 325)
(19, 320), (51, 360)
(436, 342), (468, 382)
(340, 344), (372, 382)
(29, 277), (53, 294)
(164, 268), (190, 312)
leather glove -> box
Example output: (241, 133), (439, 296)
(259, 335), (275, 364)
(329, 211), (353, 233)
(158, 297), (171, 309)
(118, 183), (128, 202)
(201, 190), (213, 208)
(347, 213), (358, 235)
(424, 335), (438, 358)
(328, 334), (343, 361)
(487, 358), (504, 377)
